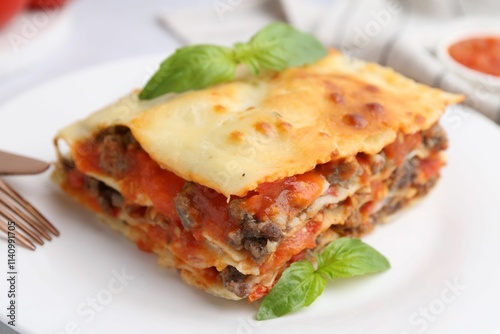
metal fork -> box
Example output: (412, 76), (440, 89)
(0, 150), (59, 250)
(0, 179), (59, 250)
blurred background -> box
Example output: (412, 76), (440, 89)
(1, 0), (500, 122)
(0, 0), (190, 106)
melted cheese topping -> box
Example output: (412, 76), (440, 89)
(56, 49), (462, 197)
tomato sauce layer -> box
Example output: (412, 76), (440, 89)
(67, 136), (327, 271)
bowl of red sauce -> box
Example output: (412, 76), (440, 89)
(438, 27), (500, 90)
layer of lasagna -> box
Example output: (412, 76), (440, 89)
(53, 50), (462, 301)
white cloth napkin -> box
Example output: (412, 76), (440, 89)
(159, 0), (500, 124)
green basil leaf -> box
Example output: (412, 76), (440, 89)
(140, 23), (327, 99)
(234, 22), (327, 73)
(257, 261), (325, 320)
(139, 45), (236, 100)
(317, 238), (390, 280)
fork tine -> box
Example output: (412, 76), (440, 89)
(0, 179), (59, 236)
(0, 219), (36, 250)
(0, 197), (51, 240)
(0, 200), (44, 245)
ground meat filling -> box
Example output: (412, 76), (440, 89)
(224, 157), (364, 260)
(174, 183), (284, 261)
(388, 158), (418, 191)
(325, 157), (362, 188)
(84, 175), (123, 214)
(96, 126), (138, 177)
(174, 183), (201, 231)
(228, 202), (284, 261)
(220, 266), (250, 298)
(422, 123), (448, 151)
(332, 123), (447, 237)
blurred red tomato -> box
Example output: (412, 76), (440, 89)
(29, 0), (67, 9)
(0, 0), (28, 28)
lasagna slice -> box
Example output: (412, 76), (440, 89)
(52, 50), (462, 301)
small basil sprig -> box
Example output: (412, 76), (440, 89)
(139, 22), (327, 100)
(257, 238), (390, 320)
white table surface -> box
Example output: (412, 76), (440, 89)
(0, 0), (210, 106)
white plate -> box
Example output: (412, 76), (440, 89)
(1, 55), (500, 334)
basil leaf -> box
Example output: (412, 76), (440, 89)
(140, 23), (327, 99)
(139, 45), (236, 100)
(256, 238), (390, 320)
(234, 22), (327, 74)
(257, 261), (326, 320)
(317, 238), (390, 280)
